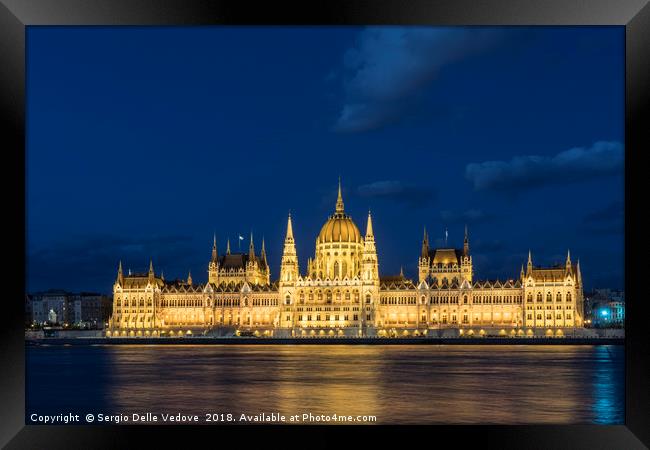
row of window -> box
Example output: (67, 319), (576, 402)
(297, 314), (360, 322)
(527, 292), (573, 302)
(526, 313), (573, 320)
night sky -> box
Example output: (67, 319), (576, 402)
(27, 26), (624, 294)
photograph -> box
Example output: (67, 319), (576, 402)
(24, 25), (625, 426)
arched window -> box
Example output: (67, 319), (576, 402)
(334, 261), (340, 278)
(556, 292), (562, 302)
(567, 292), (572, 302)
(527, 293), (533, 302)
(366, 294), (371, 304)
(285, 295), (291, 305)
(463, 295), (468, 304)
(536, 292), (542, 302)
(546, 292), (552, 302)
(342, 261), (347, 278)
(326, 291), (332, 304)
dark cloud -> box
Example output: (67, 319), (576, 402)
(580, 201), (624, 235)
(471, 239), (507, 253)
(356, 180), (435, 208)
(465, 141), (624, 192)
(440, 208), (494, 224)
(27, 234), (197, 293)
(333, 27), (503, 132)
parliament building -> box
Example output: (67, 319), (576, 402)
(107, 182), (585, 338)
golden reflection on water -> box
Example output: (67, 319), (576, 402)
(98, 345), (623, 424)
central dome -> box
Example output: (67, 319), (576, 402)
(318, 213), (361, 243)
(317, 179), (362, 244)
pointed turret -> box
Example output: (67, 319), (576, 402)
(286, 213), (294, 241)
(566, 249), (572, 269)
(117, 261), (124, 285)
(261, 237), (267, 265)
(280, 212), (299, 283)
(187, 270), (192, 286)
(576, 259), (582, 285)
(421, 227), (429, 258)
(249, 232), (256, 261)
(400, 266), (404, 278)
(211, 233), (218, 262)
(520, 264), (525, 280)
(365, 210), (374, 239)
(161, 270), (165, 281)
(148, 259), (154, 281)
(362, 209), (379, 284)
(335, 177), (344, 214)
(463, 225), (470, 256)
(226, 238), (231, 255)
(526, 250), (533, 275)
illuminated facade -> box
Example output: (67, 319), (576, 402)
(108, 182), (584, 337)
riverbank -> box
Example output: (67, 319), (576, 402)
(25, 336), (624, 345)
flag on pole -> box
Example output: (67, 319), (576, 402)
(238, 235), (244, 241)
(238, 234), (244, 251)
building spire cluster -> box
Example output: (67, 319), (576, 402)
(108, 179), (586, 336)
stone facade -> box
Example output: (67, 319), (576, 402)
(108, 182), (584, 337)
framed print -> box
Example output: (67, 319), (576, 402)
(2, 0), (648, 448)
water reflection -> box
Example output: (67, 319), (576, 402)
(26, 345), (624, 424)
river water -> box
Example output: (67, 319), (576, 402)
(26, 344), (623, 424)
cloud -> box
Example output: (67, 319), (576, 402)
(471, 239), (507, 253)
(333, 27), (502, 132)
(440, 208), (493, 224)
(465, 141), (624, 192)
(356, 180), (435, 208)
(580, 201), (624, 235)
(27, 234), (197, 292)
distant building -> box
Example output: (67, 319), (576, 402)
(27, 290), (111, 328)
(30, 289), (69, 325)
(585, 289), (625, 328)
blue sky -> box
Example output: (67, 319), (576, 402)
(26, 26), (624, 293)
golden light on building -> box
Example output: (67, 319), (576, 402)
(108, 181), (585, 337)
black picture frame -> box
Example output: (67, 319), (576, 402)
(2, 1), (648, 448)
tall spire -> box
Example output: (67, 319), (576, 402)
(249, 231), (256, 260)
(335, 177), (344, 214)
(576, 259), (582, 285)
(226, 238), (231, 255)
(280, 213), (299, 283)
(211, 233), (218, 262)
(365, 210), (374, 238)
(526, 250), (533, 275)
(117, 261), (123, 284)
(421, 227), (429, 258)
(261, 237), (267, 264)
(187, 270), (192, 286)
(285, 213), (294, 241)
(148, 259), (154, 280)
(400, 266), (404, 278)
(566, 249), (572, 266)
